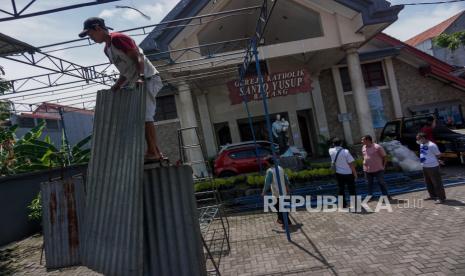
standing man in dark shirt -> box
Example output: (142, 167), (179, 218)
(79, 17), (165, 162)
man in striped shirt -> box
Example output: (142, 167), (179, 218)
(262, 158), (292, 228)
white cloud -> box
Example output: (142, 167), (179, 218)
(385, 3), (465, 41)
(122, 9), (144, 21)
(99, 9), (119, 19)
(0, 16), (69, 46)
(0, 0), (180, 101)
(142, 3), (165, 15)
(116, 2), (178, 23)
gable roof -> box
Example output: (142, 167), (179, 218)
(405, 11), (464, 47)
(34, 102), (94, 115)
(21, 102), (94, 120)
(376, 33), (465, 90)
(139, 0), (210, 59)
(140, 0), (403, 60)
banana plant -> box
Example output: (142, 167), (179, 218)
(0, 120), (92, 176)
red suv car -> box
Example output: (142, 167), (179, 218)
(214, 141), (275, 177)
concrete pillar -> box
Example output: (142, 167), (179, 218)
(331, 67), (354, 144)
(228, 119), (241, 143)
(310, 73), (330, 138)
(345, 47), (376, 139)
(385, 58), (403, 118)
(288, 110), (303, 148)
(196, 91), (217, 157)
(175, 81), (207, 177)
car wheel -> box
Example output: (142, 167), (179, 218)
(219, 171), (237, 178)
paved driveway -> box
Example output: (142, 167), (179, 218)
(220, 185), (465, 275)
(2, 167), (465, 276)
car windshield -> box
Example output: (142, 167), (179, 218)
(404, 118), (430, 133)
(383, 122), (398, 136)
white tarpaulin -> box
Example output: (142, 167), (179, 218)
(381, 140), (422, 172)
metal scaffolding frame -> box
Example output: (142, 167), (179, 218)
(4, 74), (241, 117)
(1, 67), (238, 102)
(7, 68), (241, 113)
(2, 52), (115, 90)
(1, 0), (280, 143)
(236, 0), (293, 242)
(1, 5), (260, 97)
(1, 53), (247, 115)
(177, 126), (230, 276)
(2, 42), (247, 95)
(0, 0), (121, 22)
(36, 5), (262, 52)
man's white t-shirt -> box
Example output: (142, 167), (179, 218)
(329, 146), (355, 175)
(419, 141), (441, 168)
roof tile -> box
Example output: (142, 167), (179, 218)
(405, 11), (464, 46)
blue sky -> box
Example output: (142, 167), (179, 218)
(1, 0), (465, 107)
(385, 0), (465, 41)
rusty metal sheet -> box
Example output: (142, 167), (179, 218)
(143, 164), (206, 276)
(81, 87), (145, 276)
(41, 175), (86, 269)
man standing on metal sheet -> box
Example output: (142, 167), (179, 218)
(79, 17), (165, 163)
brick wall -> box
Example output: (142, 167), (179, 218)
(392, 58), (465, 115)
(319, 69), (391, 141)
(155, 121), (181, 162)
(318, 57), (465, 144)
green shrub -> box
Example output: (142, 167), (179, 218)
(234, 175), (246, 184)
(310, 162), (331, 169)
(246, 175), (255, 186)
(194, 166), (338, 193)
(253, 176), (265, 188)
(354, 159), (363, 169)
(296, 170), (308, 181)
(194, 175), (244, 193)
(194, 181), (213, 192)
(28, 192), (41, 221)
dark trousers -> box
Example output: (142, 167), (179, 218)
(273, 198), (291, 224)
(365, 170), (389, 196)
(336, 173), (356, 208)
(423, 166), (446, 200)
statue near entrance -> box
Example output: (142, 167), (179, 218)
(272, 114), (290, 154)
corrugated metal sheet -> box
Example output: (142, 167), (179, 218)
(81, 87), (145, 276)
(41, 175), (86, 269)
(143, 164), (206, 276)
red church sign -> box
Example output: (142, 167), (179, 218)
(227, 69), (312, 105)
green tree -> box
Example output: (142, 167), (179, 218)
(434, 31), (465, 51)
(0, 66), (12, 125)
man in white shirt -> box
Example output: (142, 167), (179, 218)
(329, 138), (358, 208)
(417, 132), (446, 203)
